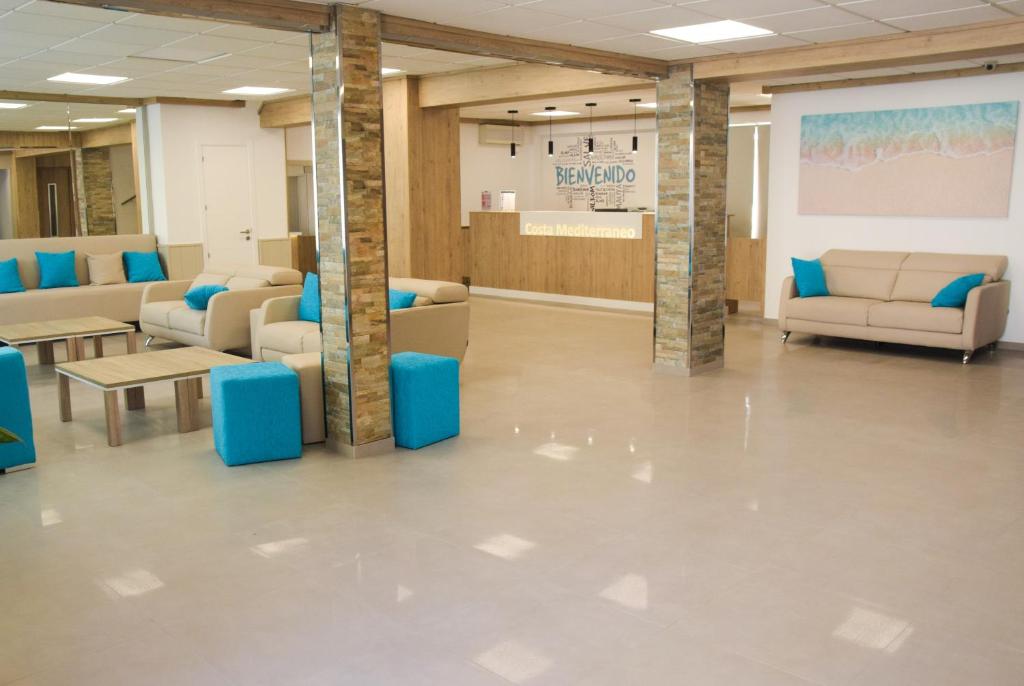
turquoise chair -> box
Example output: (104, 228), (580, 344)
(0, 347), (36, 472)
(390, 352), (460, 449)
(210, 362), (301, 466)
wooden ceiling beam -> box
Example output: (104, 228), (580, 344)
(0, 90), (142, 106)
(380, 14), (668, 80)
(48, 0), (329, 32)
(691, 17), (1024, 82)
(763, 61), (1024, 94)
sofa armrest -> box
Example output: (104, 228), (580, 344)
(963, 280), (1011, 350)
(205, 285), (302, 352)
(249, 296), (301, 361)
(391, 301), (470, 362)
(142, 279), (191, 305)
(778, 276), (797, 330)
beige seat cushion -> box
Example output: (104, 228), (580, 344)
(820, 249), (908, 301)
(868, 301), (964, 334)
(260, 321), (322, 355)
(168, 307), (206, 336)
(86, 252), (126, 285)
(389, 277), (468, 304)
(226, 276), (271, 290)
(140, 300), (186, 328)
(786, 296), (881, 327)
(280, 352), (325, 444)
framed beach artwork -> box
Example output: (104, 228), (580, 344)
(799, 101), (1019, 217)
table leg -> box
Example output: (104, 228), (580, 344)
(104, 391), (122, 447)
(93, 335), (104, 358)
(58, 373), (72, 422)
(175, 379), (199, 433)
(37, 340), (55, 365)
(193, 377), (203, 399)
(126, 330), (138, 354)
(125, 385), (146, 411)
(66, 337), (80, 362)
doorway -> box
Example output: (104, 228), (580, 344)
(36, 164), (75, 237)
(200, 144), (256, 264)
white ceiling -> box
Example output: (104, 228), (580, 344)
(0, 100), (140, 131)
(1, 0), (1022, 131)
(461, 88), (659, 122)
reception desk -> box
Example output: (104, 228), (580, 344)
(469, 211), (655, 303)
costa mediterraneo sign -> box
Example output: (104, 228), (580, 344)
(519, 211), (643, 240)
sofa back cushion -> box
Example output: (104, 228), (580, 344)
(819, 249), (909, 301)
(892, 252), (1008, 303)
(0, 234), (157, 290)
(388, 277), (468, 305)
(191, 263), (302, 292)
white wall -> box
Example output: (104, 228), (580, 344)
(108, 144), (138, 234)
(766, 72), (1024, 343)
(459, 117), (658, 225)
(285, 125), (313, 162)
(143, 103), (287, 247)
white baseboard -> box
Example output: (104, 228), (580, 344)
(470, 286), (654, 313)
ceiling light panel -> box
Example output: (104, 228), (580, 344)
(0, 102), (29, 109)
(531, 110), (580, 117)
(651, 20), (773, 44)
(72, 117), (119, 123)
(222, 86), (292, 96)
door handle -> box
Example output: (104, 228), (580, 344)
(240, 229), (251, 241)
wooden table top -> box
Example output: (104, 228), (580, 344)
(55, 346), (252, 389)
(0, 316), (135, 344)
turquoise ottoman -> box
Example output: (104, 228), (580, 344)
(0, 347), (35, 472)
(390, 352), (459, 450)
(210, 362), (301, 466)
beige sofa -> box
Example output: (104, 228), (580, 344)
(779, 250), (1010, 363)
(0, 234), (164, 326)
(250, 276), (470, 362)
(141, 263), (302, 353)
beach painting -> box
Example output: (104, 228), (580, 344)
(799, 101), (1019, 217)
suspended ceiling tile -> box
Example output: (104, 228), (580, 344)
(134, 46), (227, 62)
(580, 32), (686, 57)
(22, 50), (111, 68)
(0, 11), (107, 36)
(85, 24), (195, 47)
(523, 0), (676, 21)
(14, 0), (126, 22)
(359, 0), (508, 22)
(0, 29), (66, 49)
(598, 5), (720, 32)
(745, 6), (866, 32)
(996, 0), (1024, 15)
(100, 57), (188, 75)
(0, 43), (46, 60)
(204, 24), (301, 43)
(520, 20), (636, 43)
(237, 43), (310, 61)
(885, 6), (1011, 31)
(114, 13), (226, 33)
(835, 0), (987, 21)
(449, 6), (581, 34)
(53, 38), (149, 58)
(695, 0), (826, 20)
(266, 60), (311, 74)
(200, 53), (293, 70)
(785, 21), (903, 42)
(700, 33), (810, 52)
(160, 34), (266, 55)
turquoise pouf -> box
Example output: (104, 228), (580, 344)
(390, 352), (460, 450)
(211, 362), (301, 466)
(0, 347), (35, 471)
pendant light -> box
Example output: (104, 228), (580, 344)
(508, 109), (518, 158)
(629, 98), (641, 154)
(585, 102), (596, 155)
(545, 106), (555, 157)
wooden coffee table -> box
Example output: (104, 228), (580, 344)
(0, 316), (137, 364)
(55, 347), (252, 446)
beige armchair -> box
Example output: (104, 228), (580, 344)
(141, 263), (302, 353)
(250, 277), (470, 362)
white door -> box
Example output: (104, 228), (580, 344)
(200, 144), (256, 264)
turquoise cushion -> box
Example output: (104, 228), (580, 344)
(390, 352), (460, 450)
(791, 257), (829, 298)
(389, 289), (417, 310)
(0, 258), (25, 294)
(299, 273), (320, 323)
(0, 348), (36, 470)
(184, 284), (228, 310)
(211, 362), (301, 466)
(123, 251), (166, 283)
(932, 273), (985, 308)
(36, 251), (78, 289)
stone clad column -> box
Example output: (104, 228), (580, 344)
(654, 65), (729, 375)
(310, 5), (393, 453)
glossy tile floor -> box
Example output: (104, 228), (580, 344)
(3, 297), (1024, 685)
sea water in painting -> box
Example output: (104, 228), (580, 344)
(799, 101), (1019, 217)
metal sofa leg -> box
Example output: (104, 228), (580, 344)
(962, 350), (974, 365)
(145, 336), (154, 348)
(780, 331), (791, 343)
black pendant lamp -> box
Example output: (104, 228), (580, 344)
(585, 102), (596, 155)
(545, 106), (555, 157)
(629, 98), (641, 154)
(508, 109), (518, 158)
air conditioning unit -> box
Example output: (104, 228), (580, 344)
(479, 123), (524, 146)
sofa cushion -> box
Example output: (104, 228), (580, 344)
(226, 276), (270, 290)
(1, 282), (152, 327)
(891, 270), (988, 303)
(298, 273), (320, 323)
(168, 306), (206, 336)
(786, 296), (881, 327)
(389, 277), (468, 304)
(0, 258), (25, 294)
(791, 258), (829, 297)
(900, 252), (1007, 282)
(932, 273), (985, 308)
(37, 251), (79, 289)
(184, 284), (228, 310)
(868, 301), (964, 334)
(234, 264), (302, 287)
(0, 234), (157, 290)
(86, 252), (126, 285)
(820, 249), (908, 301)
(260, 321), (322, 355)
(190, 273), (231, 289)
(123, 251), (166, 283)
(141, 300), (186, 328)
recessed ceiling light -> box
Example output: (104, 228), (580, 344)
(0, 102), (28, 110)
(48, 72), (129, 85)
(36, 125), (77, 131)
(636, 102), (658, 109)
(651, 20), (773, 44)
(223, 86), (292, 96)
(531, 109), (579, 117)
(118, 108), (137, 114)
(382, 67), (402, 76)
(72, 117), (119, 123)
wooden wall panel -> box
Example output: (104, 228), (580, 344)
(257, 237), (291, 267)
(383, 78), (415, 277)
(13, 156), (40, 238)
(410, 106), (461, 283)
(80, 123), (132, 149)
(725, 237), (767, 307)
(470, 211), (655, 303)
(157, 242), (204, 280)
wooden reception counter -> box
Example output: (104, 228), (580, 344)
(469, 211), (655, 303)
